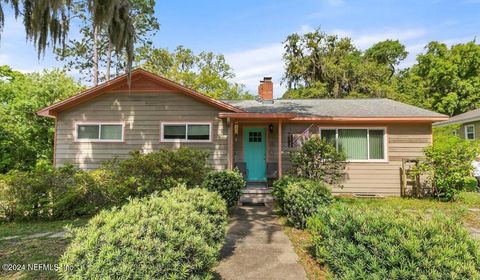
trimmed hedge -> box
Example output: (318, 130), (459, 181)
(60, 187), (227, 279)
(202, 169), (245, 208)
(308, 204), (480, 279)
(282, 179), (333, 229)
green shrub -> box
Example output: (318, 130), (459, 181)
(308, 204), (480, 279)
(419, 133), (479, 200)
(282, 179), (334, 229)
(0, 163), (106, 221)
(272, 175), (297, 212)
(60, 187), (227, 279)
(463, 177), (479, 192)
(101, 148), (210, 202)
(202, 169), (245, 208)
(0, 148), (211, 221)
(289, 136), (347, 185)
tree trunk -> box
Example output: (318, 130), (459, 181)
(106, 40), (112, 81)
(92, 25), (99, 86)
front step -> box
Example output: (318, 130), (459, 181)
(239, 187), (275, 205)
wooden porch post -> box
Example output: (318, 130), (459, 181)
(228, 119), (234, 170)
(278, 120), (282, 177)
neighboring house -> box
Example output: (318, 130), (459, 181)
(433, 108), (480, 140)
(37, 69), (448, 196)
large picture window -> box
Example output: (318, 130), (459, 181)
(76, 123), (123, 142)
(320, 128), (387, 161)
(161, 123), (211, 142)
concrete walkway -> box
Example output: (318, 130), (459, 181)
(215, 206), (307, 280)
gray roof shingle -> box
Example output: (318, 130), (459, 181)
(222, 98), (446, 118)
(433, 108), (480, 126)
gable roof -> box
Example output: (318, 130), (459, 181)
(222, 99), (448, 120)
(433, 108), (480, 126)
(37, 68), (244, 117)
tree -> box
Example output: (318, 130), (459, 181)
(0, 0), (136, 75)
(282, 28), (402, 99)
(137, 45), (253, 99)
(56, 0), (159, 85)
(0, 66), (82, 172)
(396, 41), (480, 116)
(364, 40), (408, 77)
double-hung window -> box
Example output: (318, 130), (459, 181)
(76, 123), (124, 142)
(161, 123), (211, 142)
(320, 128), (387, 161)
(465, 125), (475, 140)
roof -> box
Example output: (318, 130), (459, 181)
(433, 108), (480, 126)
(36, 68), (447, 122)
(222, 98), (447, 120)
(37, 68), (243, 117)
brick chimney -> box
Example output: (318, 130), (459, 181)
(258, 77), (273, 101)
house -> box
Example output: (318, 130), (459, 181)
(433, 108), (480, 140)
(37, 69), (448, 196)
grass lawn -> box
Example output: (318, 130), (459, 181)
(283, 192), (480, 280)
(338, 192), (480, 230)
(0, 218), (88, 280)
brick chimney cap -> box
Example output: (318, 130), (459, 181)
(262, 77), (272, 82)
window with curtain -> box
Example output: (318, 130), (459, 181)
(162, 123), (211, 142)
(77, 124), (123, 141)
(465, 125), (475, 140)
(320, 128), (386, 161)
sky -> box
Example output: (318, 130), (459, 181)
(0, 0), (479, 97)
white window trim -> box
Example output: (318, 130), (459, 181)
(160, 122), (212, 143)
(465, 124), (475, 140)
(319, 127), (388, 163)
(74, 122), (125, 142)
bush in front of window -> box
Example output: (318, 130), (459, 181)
(202, 169), (245, 208)
(289, 136), (347, 185)
(308, 204), (480, 279)
(99, 148), (211, 203)
(419, 133), (479, 201)
(60, 187), (228, 279)
(282, 178), (334, 229)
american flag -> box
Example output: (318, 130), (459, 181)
(291, 124), (314, 147)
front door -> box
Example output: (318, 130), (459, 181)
(243, 127), (267, 181)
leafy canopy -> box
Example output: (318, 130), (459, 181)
(137, 45), (253, 99)
(282, 28), (405, 99)
(0, 66), (82, 172)
(395, 41), (480, 116)
(56, 0), (159, 84)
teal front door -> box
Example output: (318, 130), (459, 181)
(243, 127), (267, 181)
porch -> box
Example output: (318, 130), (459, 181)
(225, 117), (291, 185)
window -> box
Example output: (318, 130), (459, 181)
(320, 128), (386, 161)
(76, 123), (123, 141)
(161, 123), (211, 142)
(248, 131), (262, 142)
(465, 125), (475, 140)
